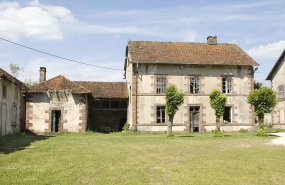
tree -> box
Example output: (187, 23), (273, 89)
(247, 87), (277, 129)
(254, 81), (263, 90)
(165, 84), (184, 135)
(9, 63), (24, 78)
(24, 79), (38, 87)
(209, 89), (227, 131)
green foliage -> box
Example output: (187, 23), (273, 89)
(256, 130), (268, 137)
(239, 128), (248, 133)
(254, 81), (263, 90)
(24, 78), (38, 87)
(167, 133), (175, 138)
(165, 84), (184, 117)
(122, 123), (130, 132)
(268, 123), (272, 128)
(209, 89), (227, 124)
(9, 63), (24, 78)
(247, 87), (277, 129)
(213, 130), (224, 137)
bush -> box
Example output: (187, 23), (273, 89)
(167, 133), (175, 138)
(122, 123), (130, 132)
(213, 130), (224, 137)
(268, 123), (272, 128)
(0, 137), (4, 146)
(256, 130), (268, 137)
(239, 128), (248, 133)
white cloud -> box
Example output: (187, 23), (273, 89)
(248, 40), (285, 60)
(0, 0), (76, 41)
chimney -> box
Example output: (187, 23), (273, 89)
(39, 67), (46, 83)
(207, 35), (217, 45)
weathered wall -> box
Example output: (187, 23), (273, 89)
(270, 57), (285, 128)
(126, 59), (133, 128)
(126, 63), (254, 132)
(0, 78), (24, 135)
(26, 91), (87, 133)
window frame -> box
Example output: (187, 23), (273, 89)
(278, 85), (284, 100)
(222, 77), (232, 94)
(189, 76), (200, 94)
(156, 75), (167, 94)
(156, 106), (166, 124)
(2, 85), (7, 99)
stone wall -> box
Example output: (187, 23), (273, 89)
(26, 91), (87, 133)
(270, 56), (285, 129)
(126, 63), (254, 132)
(0, 78), (25, 135)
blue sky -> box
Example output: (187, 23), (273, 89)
(0, 0), (285, 85)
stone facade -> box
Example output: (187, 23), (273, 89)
(126, 62), (255, 132)
(266, 52), (285, 129)
(26, 92), (88, 133)
(0, 74), (26, 136)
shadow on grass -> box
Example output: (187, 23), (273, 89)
(178, 136), (194, 138)
(0, 131), (53, 155)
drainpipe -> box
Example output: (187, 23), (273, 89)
(135, 62), (138, 130)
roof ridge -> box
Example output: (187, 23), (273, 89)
(0, 68), (28, 91)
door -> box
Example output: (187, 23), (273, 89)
(51, 110), (61, 132)
(1, 104), (7, 136)
(190, 106), (200, 132)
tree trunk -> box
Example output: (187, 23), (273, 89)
(167, 116), (173, 135)
(216, 117), (220, 131)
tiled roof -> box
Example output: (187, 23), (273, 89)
(0, 68), (28, 91)
(74, 81), (128, 98)
(266, 49), (285, 80)
(128, 41), (259, 66)
(28, 75), (91, 94)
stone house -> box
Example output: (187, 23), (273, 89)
(0, 68), (28, 136)
(26, 67), (127, 133)
(265, 49), (285, 129)
(124, 36), (259, 132)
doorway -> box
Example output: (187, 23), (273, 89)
(223, 107), (232, 123)
(51, 110), (61, 132)
(1, 104), (7, 136)
(190, 106), (200, 132)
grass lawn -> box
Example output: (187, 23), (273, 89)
(1, 131), (285, 185)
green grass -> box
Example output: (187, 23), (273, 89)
(1, 132), (285, 185)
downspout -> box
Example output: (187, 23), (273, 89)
(135, 62), (138, 130)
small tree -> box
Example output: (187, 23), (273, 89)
(254, 81), (263, 90)
(24, 79), (38, 87)
(165, 84), (184, 135)
(9, 63), (24, 78)
(247, 87), (277, 129)
(209, 89), (227, 131)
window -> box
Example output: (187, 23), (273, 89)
(12, 102), (17, 126)
(2, 85), (6, 98)
(223, 107), (232, 123)
(156, 76), (166, 94)
(190, 76), (199, 94)
(157, 106), (166, 123)
(222, 77), (232, 94)
(278, 85), (284, 100)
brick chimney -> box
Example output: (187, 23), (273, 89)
(207, 35), (217, 45)
(39, 67), (46, 83)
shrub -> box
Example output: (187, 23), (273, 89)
(239, 128), (248, 133)
(167, 133), (175, 138)
(268, 123), (272, 128)
(122, 123), (130, 132)
(256, 130), (268, 137)
(213, 130), (224, 137)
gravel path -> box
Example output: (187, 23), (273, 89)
(268, 132), (285, 146)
